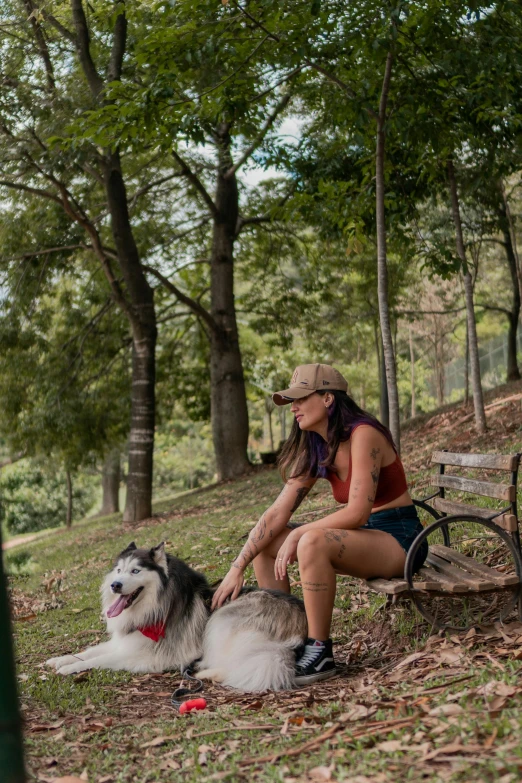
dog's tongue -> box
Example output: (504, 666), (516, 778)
(107, 594), (130, 618)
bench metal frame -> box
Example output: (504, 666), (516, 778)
(368, 450), (522, 631)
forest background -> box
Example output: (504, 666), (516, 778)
(1, 0), (522, 535)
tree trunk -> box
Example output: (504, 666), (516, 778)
(501, 180), (522, 307)
(375, 51), (400, 450)
(0, 524), (26, 783)
(209, 126), (250, 480)
(379, 334), (390, 427)
(65, 470), (73, 528)
(447, 160), (486, 433)
(280, 406), (286, 443)
(99, 449), (120, 515)
(409, 326), (416, 419)
(374, 322), (389, 426)
(498, 197), (521, 381)
(434, 324), (444, 406)
(464, 319), (470, 406)
(267, 411), (274, 452)
(104, 152), (157, 521)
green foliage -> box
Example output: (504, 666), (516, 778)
(153, 420), (216, 495)
(0, 459), (97, 535)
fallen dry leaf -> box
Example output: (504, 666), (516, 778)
(423, 742), (482, 761)
(428, 703), (464, 717)
(308, 764), (334, 781)
(339, 704), (374, 722)
(50, 777), (86, 783)
(141, 735), (179, 748)
(488, 695), (509, 714)
(159, 759), (181, 771)
(376, 740), (402, 752)
(30, 721), (65, 733)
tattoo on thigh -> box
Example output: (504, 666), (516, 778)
(338, 544), (346, 558)
(324, 529), (348, 543)
(291, 487), (310, 513)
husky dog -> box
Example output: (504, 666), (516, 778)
(46, 542), (307, 692)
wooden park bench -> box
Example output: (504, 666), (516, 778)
(366, 451), (522, 630)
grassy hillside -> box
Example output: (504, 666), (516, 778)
(8, 382), (522, 782)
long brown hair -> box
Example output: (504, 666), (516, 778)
(278, 390), (395, 482)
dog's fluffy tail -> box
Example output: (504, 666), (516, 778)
(198, 629), (302, 692)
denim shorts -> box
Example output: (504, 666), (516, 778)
(362, 504), (428, 574)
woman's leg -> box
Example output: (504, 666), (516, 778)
(253, 528), (293, 593)
(297, 527), (406, 640)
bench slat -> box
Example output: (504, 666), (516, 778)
(425, 553), (494, 591)
(432, 451), (519, 471)
(431, 474), (515, 501)
(365, 577), (409, 595)
(430, 498), (518, 531)
(415, 566), (469, 593)
(430, 545), (520, 586)
(366, 576), (442, 594)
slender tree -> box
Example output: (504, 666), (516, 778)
(447, 160), (487, 432)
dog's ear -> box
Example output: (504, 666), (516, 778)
(150, 542), (168, 573)
(118, 541), (137, 558)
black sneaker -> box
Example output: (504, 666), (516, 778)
(295, 638), (336, 685)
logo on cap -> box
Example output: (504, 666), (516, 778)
(322, 380), (330, 385)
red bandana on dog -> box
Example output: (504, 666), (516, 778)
(138, 621), (166, 642)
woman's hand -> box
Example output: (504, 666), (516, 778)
(274, 530), (301, 581)
(211, 566), (244, 610)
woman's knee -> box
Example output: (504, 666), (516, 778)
(297, 529), (328, 563)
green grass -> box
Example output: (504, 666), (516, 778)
(10, 463), (522, 782)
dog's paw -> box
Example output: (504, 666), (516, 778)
(56, 661), (88, 676)
(46, 655), (78, 669)
(197, 667), (225, 683)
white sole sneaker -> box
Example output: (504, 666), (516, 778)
(294, 667), (337, 686)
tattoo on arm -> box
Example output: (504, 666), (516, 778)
(290, 486), (310, 513)
(368, 449), (381, 506)
(250, 515), (267, 545)
(234, 513), (271, 570)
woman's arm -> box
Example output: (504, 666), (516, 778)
(211, 476), (316, 609)
(232, 477), (317, 571)
(274, 427), (385, 579)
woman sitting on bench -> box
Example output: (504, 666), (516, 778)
(212, 363), (428, 685)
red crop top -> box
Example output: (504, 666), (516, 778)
(326, 425), (408, 507)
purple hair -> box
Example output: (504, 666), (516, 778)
(278, 390), (396, 482)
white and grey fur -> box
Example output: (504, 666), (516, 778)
(46, 541), (307, 692)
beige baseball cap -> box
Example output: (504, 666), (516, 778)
(272, 364), (348, 406)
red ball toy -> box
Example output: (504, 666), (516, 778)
(179, 698), (207, 714)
